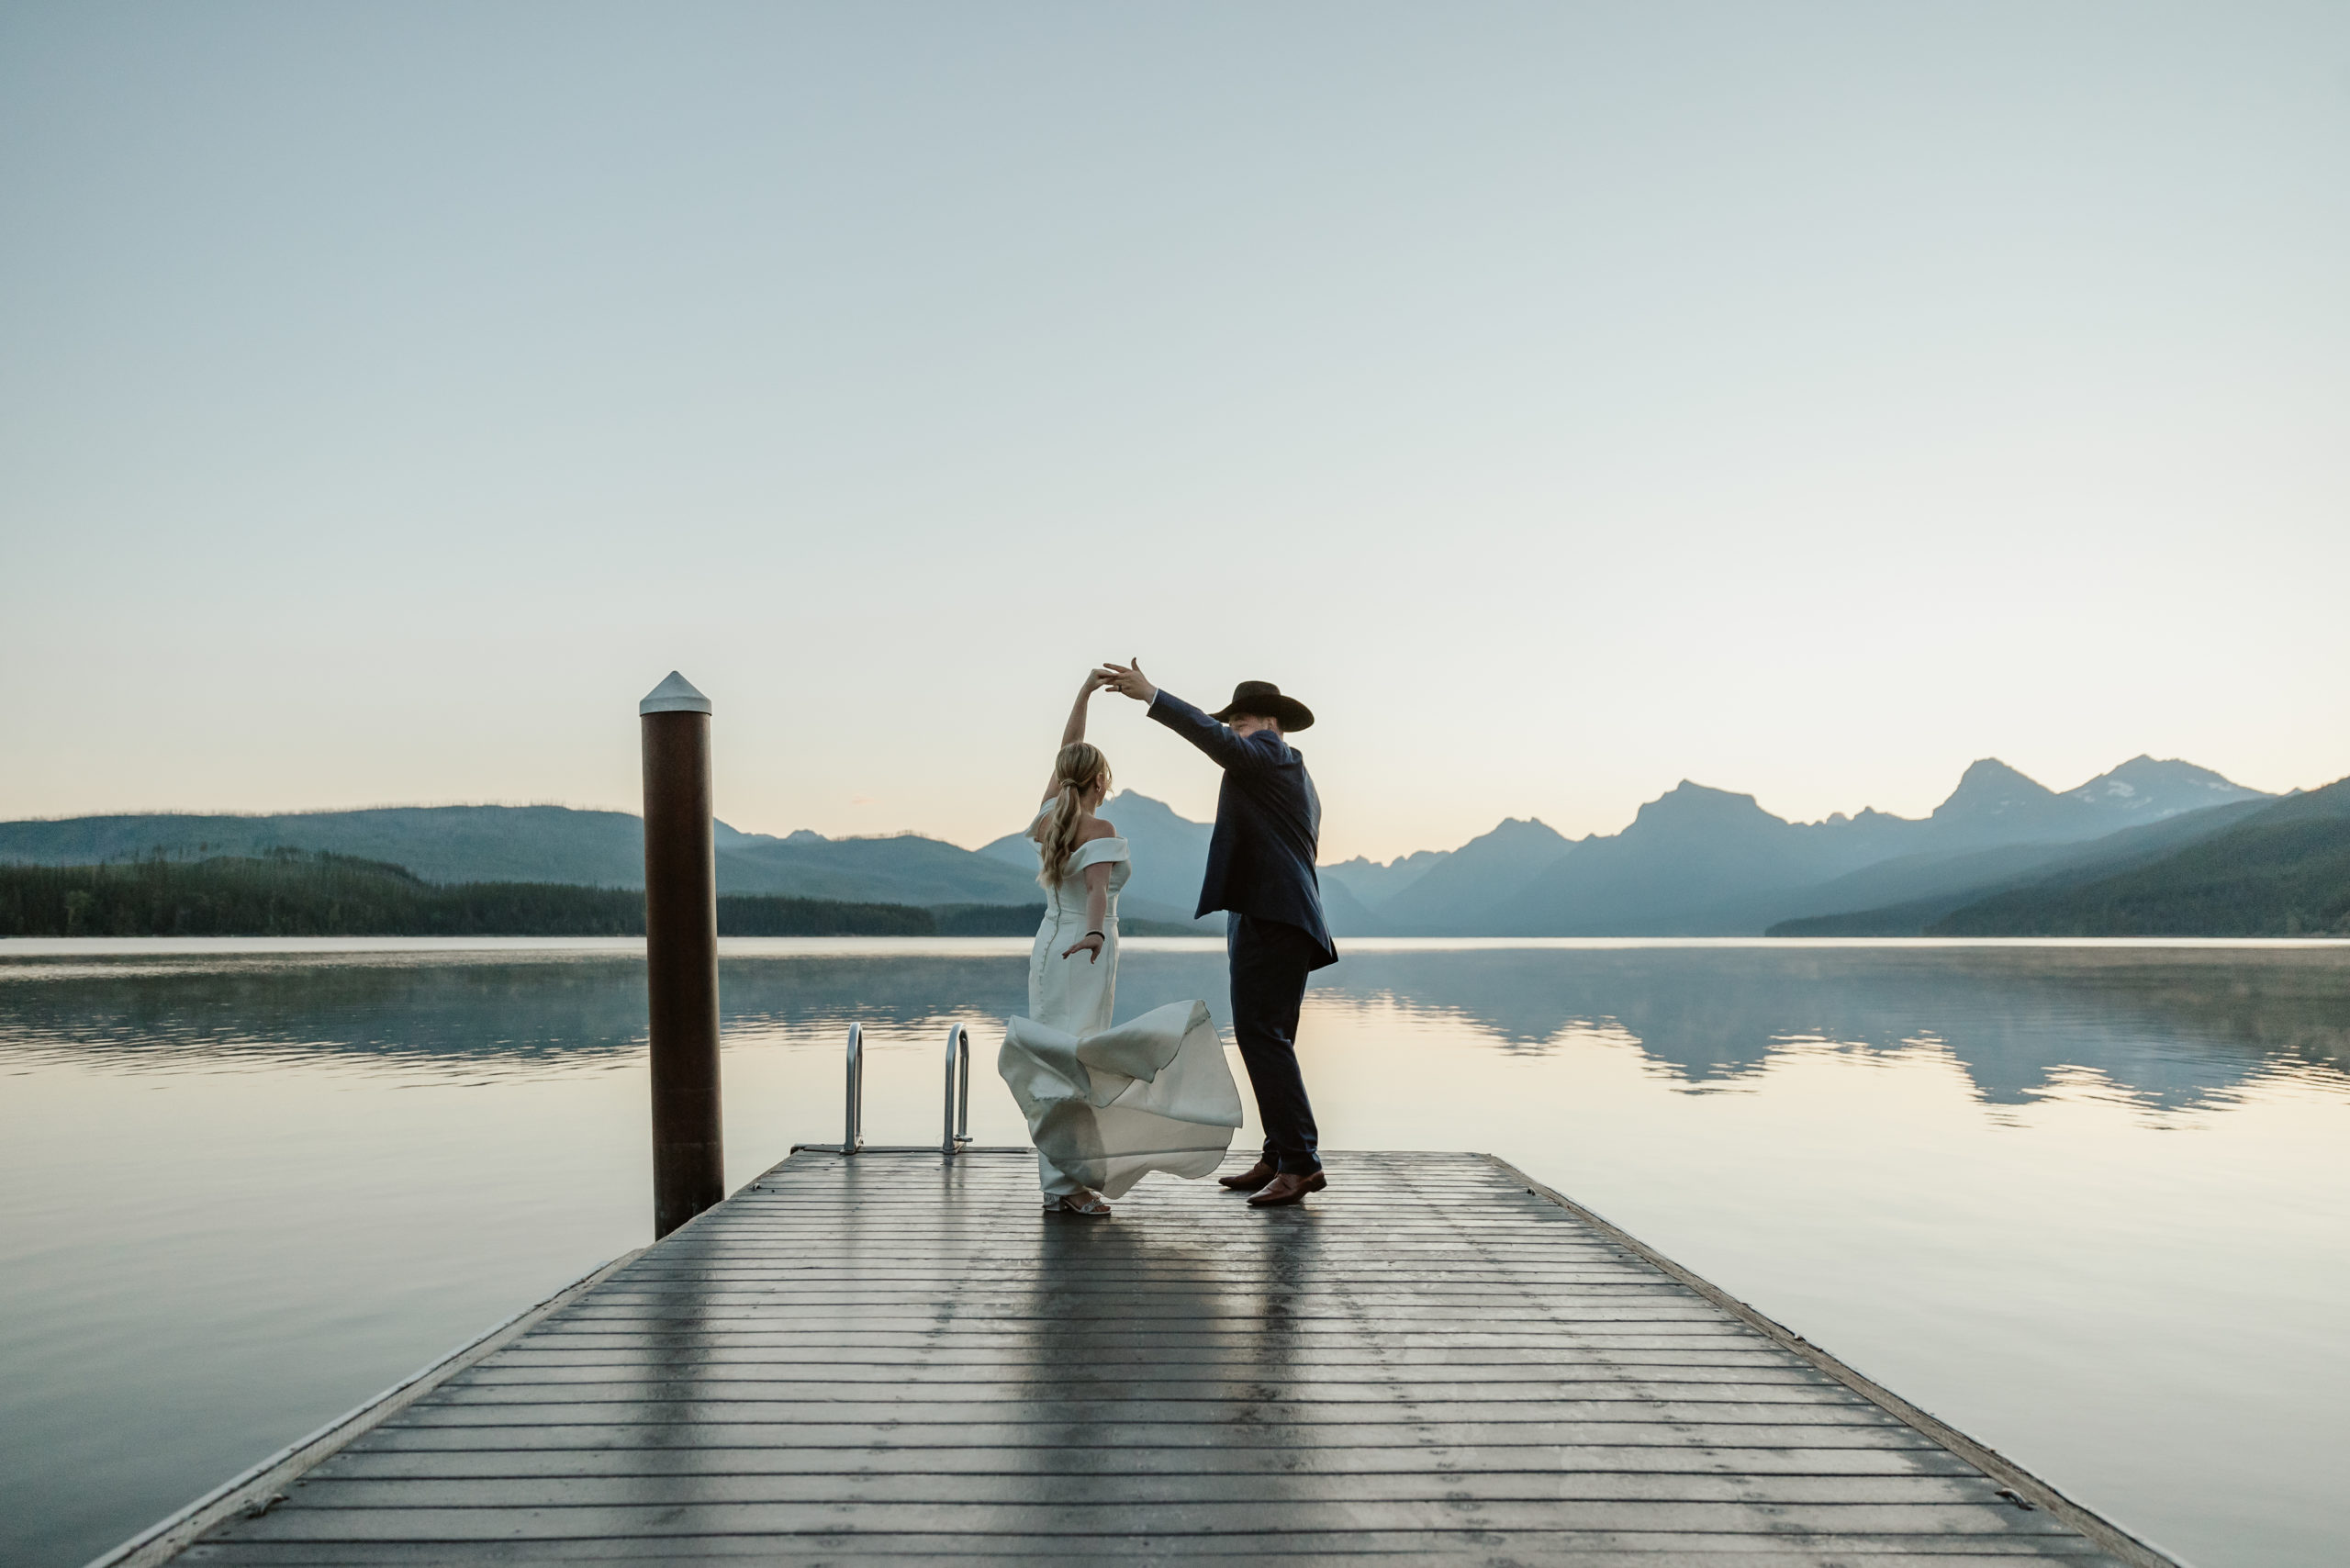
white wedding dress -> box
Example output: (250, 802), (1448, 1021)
(997, 819), (1242, 1201)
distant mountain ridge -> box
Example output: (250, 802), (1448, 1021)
(1762, 795), (2285, 936)
(1359, 819), (1577, 935)
(0, 806), (650, 888)
(0, 755), (2287, 937)
(1321, 848), (1452, 910)
(2063, 756), (2264, 821)
(1485, 756), (2270, 936)
(0, 805), (1044, 910)
(1326, 756), (2274, 937)
(1886, 778), (2349, 937)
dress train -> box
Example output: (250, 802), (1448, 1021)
(999, 999), (1242, 1199)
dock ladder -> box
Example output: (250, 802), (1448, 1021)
(800, 1022), (977, 1156)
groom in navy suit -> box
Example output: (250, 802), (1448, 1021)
(1100, 660), (1336, 1207)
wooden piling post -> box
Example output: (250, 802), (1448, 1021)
(640, 670), (723, 1238)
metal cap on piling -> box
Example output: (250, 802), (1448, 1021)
(641, 671), (724, 1238)
(640, 671), (713, 716)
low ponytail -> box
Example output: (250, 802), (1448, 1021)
(1035, 742), (1110, 889)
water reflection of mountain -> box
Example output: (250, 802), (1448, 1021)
(0, 954), (662, 1070)
(1305, 946), (2350, 1109)
(0, 952), (1046, 1072)
(3, 946), (2344, 1114)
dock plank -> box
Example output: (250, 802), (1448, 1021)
(151, 1151), (2170, 1565)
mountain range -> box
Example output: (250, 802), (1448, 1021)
(1809, 774), (2350, 938)
(0, 754), (2313, 937)
(0, 806), (1048, 910)
(1326, 756), (2275, 935)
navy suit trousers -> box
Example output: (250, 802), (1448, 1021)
(1226, 913), (1323, 1174)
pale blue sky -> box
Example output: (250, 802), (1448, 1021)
(3, 3), (2344, 859)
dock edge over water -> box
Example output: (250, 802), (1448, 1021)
(83, 1253), (646, 1568)
(91, 1150), (2188, 1566)
(1494, 1158), (2185, 1568)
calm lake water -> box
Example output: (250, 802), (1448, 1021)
(3, 937), (2346, 1567)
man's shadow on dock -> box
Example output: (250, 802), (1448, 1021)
(1017, 1183), (1329, 1501)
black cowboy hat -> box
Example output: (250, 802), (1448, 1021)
(1213, 679), (1315, 732)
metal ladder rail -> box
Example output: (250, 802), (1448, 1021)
(841, 1023), (864, 1153)
(941, 1023), (972, 1155)
(810, 1021), (975, 1156)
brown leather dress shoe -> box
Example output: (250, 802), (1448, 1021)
(1218, 1159), (1278, 1192)
(1247, 1170), (1327, 1207)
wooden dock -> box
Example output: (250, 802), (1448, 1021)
(118, 1150), (2175, 1566)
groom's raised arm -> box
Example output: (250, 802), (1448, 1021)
(1147, 688), (1273, 773)
(1100, 658), (1281, 774)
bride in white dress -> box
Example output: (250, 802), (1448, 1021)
(997, 673), (1242, 1215)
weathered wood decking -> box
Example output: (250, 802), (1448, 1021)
(134, 1150), (2174, 1566)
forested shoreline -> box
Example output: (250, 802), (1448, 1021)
(0, 853), (1048, 938)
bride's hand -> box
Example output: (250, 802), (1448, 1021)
(1099, 658), (1156, 703)
(1080, 669), (1113, 696)
(1060, 934), (1104, 964)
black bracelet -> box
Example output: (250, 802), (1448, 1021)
(1086, 930), (1105, 939)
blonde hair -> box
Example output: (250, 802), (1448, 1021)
(1035, 742), (1111, 888)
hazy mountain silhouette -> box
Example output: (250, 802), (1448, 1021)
(1923, 758), (2097, 843)
(1904, 756), (2263, 850)
(0, 805), (1045, 909)
(1765, 796), (2279, 935)
(982, 793), (1530, 937)
(1490, 758), (2271, 936)
(2065, 755), (2267, 823)
(0, 756), (2277, 936)
(716, 831), (1045, 906)
(0, 806), (650, 887)
(1360, 819), (1578, 934)
(1315, 877), (1382, 936)
(1322, 848), (1452, 911)
(1490, 783), (1871, 935)
(1922, 776), (2350, 936)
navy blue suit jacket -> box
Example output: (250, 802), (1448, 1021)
(1147, 689), (1337, 969)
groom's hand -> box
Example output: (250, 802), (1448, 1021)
(1100, 658), (1158, 704)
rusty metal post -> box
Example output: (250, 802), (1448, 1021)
(641, 670), (723, 1238)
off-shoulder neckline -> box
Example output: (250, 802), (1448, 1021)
(1026, 805), (1121, 844)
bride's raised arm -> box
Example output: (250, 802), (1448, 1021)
(1040, 670), (1113, 803)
